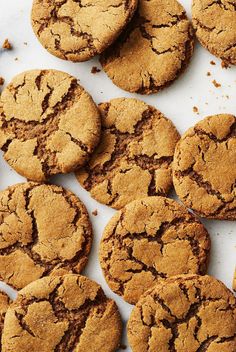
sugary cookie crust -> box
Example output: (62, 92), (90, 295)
(0, 183), (93, 290)
(128, 274), (236, 352)
(2, 274), (122, 352)
(76, 98), (180, 209)
(0, 69), (101, 181)
(173, 114), (236, 219)
(100, 197), (210, 304)
(100, 0), (194, 94)
(31, 0), (138, 62)
(192, 0), (236, 65)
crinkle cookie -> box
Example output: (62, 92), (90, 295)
(0, 69), (101, 181)
(76, 98), (180, 209)
(100, 0), (194, 94)
(173, 114), (236, 219)
(31, 0), (138, 62)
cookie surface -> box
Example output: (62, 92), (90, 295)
(173, 114), (236, 219)
(2, 274), (122, 352)
(76, 98), (180, 209)
(100, 0), (194, 94)
(192, 0), (236, 65)
(100, 197), (210, 304)
(0, 182), (92, 289)
(128, 274), (236, 352)
(0, 291), (10, 351)
(0, 69), (101, 181)
(31, 0), (137, 62)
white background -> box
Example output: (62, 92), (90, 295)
(0, 1), (235, 350)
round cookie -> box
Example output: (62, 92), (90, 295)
(99, 197), (211, 305)
(31, 0), (138, 62)
(0, 182), (93, 290)
(76, 98), (180, 209)
(0, 291), (11, 351)
(0, 69), (101, 181)
(128, 274), (236, 352)
(192, 0), (236, 66)
(100, 0), (194, 94)
(173, 114), (236, 220)
(2, 274), (122, 352)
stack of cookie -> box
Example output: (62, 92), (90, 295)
(0, 0), (235, 351)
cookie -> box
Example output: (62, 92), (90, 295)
(2, 274), (122, 352)
(173, 114), (236, 220)
(233, 269), (236, 292)
(76, 98), (180, 209)
(128, 274), (236, 352)
(0, 182), (93, 290)
(0, 69), (101, 181)
(192, 0), (236, 65)
(100, 0), (194, 94)
(0, 291), (10, 351)
(31, 0), (137, 62)
(99, 197), (210, 305)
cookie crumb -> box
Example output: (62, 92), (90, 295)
(92, 209), (98, 216)
(23, 42), (28, 46)
(206, 71), (211, 76)
(14, 57), (18, 61)
(91, 66), (101, 74)
(193, 106), (199, 114)
(0, 77), (4, 86)
(212, 79), (221, 88)
(2, 39), (12, 50)
(210, 60), (216, 65)
(221, 60), (229, 69)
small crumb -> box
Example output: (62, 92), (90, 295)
(212, 79), (221, 88)
(210, 60), (216, 65)
(193, 106), (199, 114)
(221, 60), (229, 69)
(2, 39), (12, 50)
(0, 77), (4, 86)
(23, 42), (28, 46)
(14, 57), (18, 61)
(91, 66), (101, 74)
(206, 71), (211, 76)
(92, 209), (98, 216)
(226, 95), (229, 99)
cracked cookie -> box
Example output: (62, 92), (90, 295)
(0, 291), (11, 352)
(0, 182), (93, 290)
(76, 98), (180, 209)
(128, 274), (236, 352)
(173, 114), (236, 219)
(2, 274), (122, 352)
(0, 69), (101, 181)
(100, 0), (194, 94)
(99, 197), (211, 305)
(192, 0), (236, 66)
(31, 0), (138, 62)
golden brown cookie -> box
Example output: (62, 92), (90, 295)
(0, 69), (101, 181)
(173, 114), (236, 220)
(128, 274), (236, 352)
(0, 182), (93, 290)
(192, 0), (236, 66)
(0, 291), (10, 352)
(100, 0), (194, 94)
(2, 274), (122, 352)
(99, 197), (211, 305)
(31, 0), (137, 62)
(76, 98), (180, 209)
(233, 268), (236, 292)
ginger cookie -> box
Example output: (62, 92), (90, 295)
(192, 0), (236, 66)
(76, 98), (180, 209)
(0, 182), (93, 290)
(173, 114), (236, 220)
(99, 197), (210, 305)
(0, 69), (101, 181)
(0, 291), (10, 352)
(31, 0), (137, 62)
(2, 274), (122, 352)
(100, 0), (194, 94)
(128, 274), (236, 352)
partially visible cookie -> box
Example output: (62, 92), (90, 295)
(2, 274), (122, 352)
(100, 0), (194, 94)
(0, 182), (93, 290)
(128, 274), (236, 352)
(173, 114), (236, 219)
(192, 0), (236, 65)
(0, 69), (101, 181)
(100, 197), (211, 304)
(0, 291), (10, 352)
(31, 0), (137, 62)
(233, 268), (236, 292)
(76, 98), (180, 209)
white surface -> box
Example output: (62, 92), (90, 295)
(0, 1), (235, 350)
